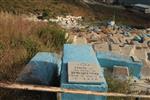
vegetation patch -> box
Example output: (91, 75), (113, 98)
(37, 27), (66, 51)
(0, 11), (67, 100)
(0, 12), (66, 81)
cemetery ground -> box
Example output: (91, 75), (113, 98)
(0, 1), (150, 100)
(0, 12), (132, 100)
(0, 0), (150, 27)
(0, 12), (150, 100)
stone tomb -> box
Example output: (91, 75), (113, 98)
(110, 44), (122, 54)
(93, 42), (109, 52)
(113, 66), (129, 79)
(68, 62), (101, 83)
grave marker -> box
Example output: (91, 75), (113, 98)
(113, 66), (129, 79)
(68, 62), (101, 83)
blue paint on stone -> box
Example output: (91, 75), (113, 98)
(96, 52), (143, 79)
(16, 52), (61, 86)
(61, 44), (108, 100)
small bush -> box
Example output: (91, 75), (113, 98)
(0, 12), (67, 100)
(23, 38), (39, 58)
(37, 10), (51, 20)
(106, 77), (130, 93)
(106, 76), (133, 100)
(0, 12), (66, 82)
(0, 42), (4, 51)
(38, 27), (67, 51)
(10, 38), (22, 48)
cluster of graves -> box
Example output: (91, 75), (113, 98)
(16, 44), (145, 100)
(16, 16), (150, 99)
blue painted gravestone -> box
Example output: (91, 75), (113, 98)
(96, 52), (143, 79)
(61, 44), (107, 100)
(16, 52), (61, 100)
(16, 52), (61, 85)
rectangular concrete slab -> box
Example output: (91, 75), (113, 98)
(61, 44), (107, 100)
(16, 52), (61, 100)
(113, 66), (129, 80)
(17, 52), (60, 85)
(120, 45), (134, 56)
(96, 52), (143, 79)
(68, 62), (101, 84)
(110, 44), (122, 54)
(93, 42), (109, 52)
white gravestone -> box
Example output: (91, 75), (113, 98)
(68, 62), (101, 83)
(113, 66), (129, 80)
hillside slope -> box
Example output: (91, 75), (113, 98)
(0, 0), (149, 27)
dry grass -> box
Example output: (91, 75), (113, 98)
(0, 11), (66, 82)
(0, 0), (149, 27)
(0, 11), (67, 100)
(0, 12), (42, 81)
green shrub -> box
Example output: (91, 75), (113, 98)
(37, 27), (67, 51)
(41, 10), (51, 20)
(106, 76), (132, 100)
(10, 38), (22, 48)
(23, 38), (39, 58)
(106, 77), (130, 93)
(0, 42), (4, 50)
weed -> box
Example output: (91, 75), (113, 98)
(0, 42), (4, 51)
(0, 11), (66, 82)
(106, 76), (133, 100)
(37, 27), (66, 51)
(23, 38), (39, 58)
(0, 12), (66, 99)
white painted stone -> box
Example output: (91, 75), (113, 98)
(73, 36), (87, 44)
(93, 42), (109, 52)
(111, 44), (122, 54)
(113, 66), (129, 80)
(120, 45), (134, 56)
(68, 62), (101, 83)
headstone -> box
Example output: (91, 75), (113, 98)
(113, 66), (129, 79)
(68, 62), (101, 83)
(93, 42), (109, 52)
(141, 63), (150, 79)
(131, 56), (141, 62)
(120, 45), (134, 56)
(142, 42), (148, 49)
(134, 48), (147, 60)
(110, 44), (122, 54)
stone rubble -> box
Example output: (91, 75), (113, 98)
(49, 15), (83, 29)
